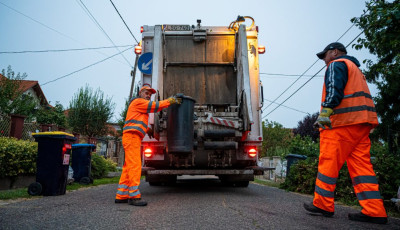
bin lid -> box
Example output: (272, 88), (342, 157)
(72, 143), (96, 149)
(285, 154), (308, 159)
(32, 131), (76, 141)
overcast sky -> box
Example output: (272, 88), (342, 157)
(0, 0), (376, 128)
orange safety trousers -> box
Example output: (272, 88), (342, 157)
(313, 124), (387, 217)
(115, 132), (142, 200)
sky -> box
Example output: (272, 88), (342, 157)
(0, 0), (376, 128)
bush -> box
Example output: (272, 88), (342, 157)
(281, 138), (400, 207)
(90, 154), (117, 179)
(0, 137), (37, 177)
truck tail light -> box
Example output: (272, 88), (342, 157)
(248, 148), (257, 158)
(134, 45), (142, 55)
(140, 26), (144, 33)
(258, 45), (265, 54)
(144, 147), (152, 158)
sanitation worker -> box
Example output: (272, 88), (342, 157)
(115, 85), (182, 206)
(303, 42), (387, 224)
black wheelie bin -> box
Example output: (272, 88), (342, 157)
(71, 144), (96, 184)
(28, 131), (76, 196)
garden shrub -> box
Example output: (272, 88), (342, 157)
(90, 153), (117, 179)
(281, 137), (400, 205)
(0, 137), (37, 177)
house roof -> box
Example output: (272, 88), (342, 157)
(0, 73), (48, 106)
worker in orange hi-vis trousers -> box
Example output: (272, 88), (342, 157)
(303, 42), (388, 224)
(115, 85), (182, 206)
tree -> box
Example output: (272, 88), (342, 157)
(351, 0), (400, 153)
(261, 120), (293, 157)
(293, 112), (319, 142)
(36, 102), (67, 127)
(0, 66), (37, 119)
(68, 85), (115, 140)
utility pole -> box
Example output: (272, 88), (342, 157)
(129, 54), (139, 100)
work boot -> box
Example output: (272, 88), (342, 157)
(129, 198), (147, 206)
(348, 212), (387, 224)
(303, 202), (334, 217)
(115, 199), (128, 203)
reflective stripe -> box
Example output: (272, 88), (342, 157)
(128, 186), (138, 191)
(123, 126), (146, 136)
(334, 105), (376, 115)
(147, 101), (153, 113)
(317, 172), (337, 185)
(356, 191), (382, 200)
(343, 91), (372, 99)
(117, 190), (129, 195)
(352, 175), (378, 186)
(118, 184), (128, 189)
(315, 185), (334, 198)
(125, 119), (147, 129)
(129, 190), (140, 197)
(154, 101), (159, 113)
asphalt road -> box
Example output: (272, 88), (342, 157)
(1, 177), (399, 230)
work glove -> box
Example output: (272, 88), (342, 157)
(167, 96), (182, 105)
(314, 107), (333, 130)
(146, 127), (154, 139)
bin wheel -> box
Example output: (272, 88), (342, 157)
(28, 182), (42, 196)
(80, 177), (91, 185)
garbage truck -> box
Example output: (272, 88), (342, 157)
(137, 16), (268, 187)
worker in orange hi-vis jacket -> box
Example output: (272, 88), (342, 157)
(115, 85), (182, 206)
(303, 42), (387, 224)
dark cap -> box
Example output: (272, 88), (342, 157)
(316, 42), (347, 59)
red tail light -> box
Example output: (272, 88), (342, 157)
(144, 148), (152, 158)
(258, 45), (266, 54)
(140, 26), (144, 33)
(62, 144), (71, 155)
(248, 148), (257, 158)
(134, 45), (142, 55)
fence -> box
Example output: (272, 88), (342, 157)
(1, 114), (47, 141)
(0, 114), (11, 138)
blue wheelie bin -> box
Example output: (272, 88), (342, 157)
(71, 144), (96, 184)
(28, 131), (76, 196)
(285, 154), (307, 177)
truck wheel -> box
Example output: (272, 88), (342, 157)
(28, 182), (42, 196)
(149, 182), (162, 186)
(233, 181), (249, 187)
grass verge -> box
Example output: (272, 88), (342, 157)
(253, 178), (281, 188)
(0, 177), (120, 201)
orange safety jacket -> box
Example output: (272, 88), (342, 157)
(321, 58), (378, 128)
(123, 98), (171, 138)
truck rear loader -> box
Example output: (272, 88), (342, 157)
(137, 16), (268, 187)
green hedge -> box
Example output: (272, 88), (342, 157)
(0, 137), (38, 177)
(0, 137), (118, 180)
(90, 153), (117, 179)
(280, 137), (400, 203)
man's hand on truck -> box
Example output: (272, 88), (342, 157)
(147, 127), (154, 139)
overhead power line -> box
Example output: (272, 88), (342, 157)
(260, 73), (324, 78)
(261, 7), (372, 115)
(263, 98), (310, 115)
(109, 0), (139, 44)
(262, 31), (364, 120)
(0, 1), (131, 67)
(77, 0), (133, 68)
(40, 46), (133, 87)
(0, 45), (133, 54)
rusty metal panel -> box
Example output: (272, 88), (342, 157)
(205, 35), (235, 63)
(165, 36), (205, 63)
(164, 35), (236, 104)
(164, 67), (206, 103)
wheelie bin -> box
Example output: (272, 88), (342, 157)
(28, 131), (76, 196)
(285, 154), (307, 177)
(71, 144), (96, 184)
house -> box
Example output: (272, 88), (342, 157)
(0, 73), (49, 109)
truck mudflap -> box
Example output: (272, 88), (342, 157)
(141, 166), (274, 176)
